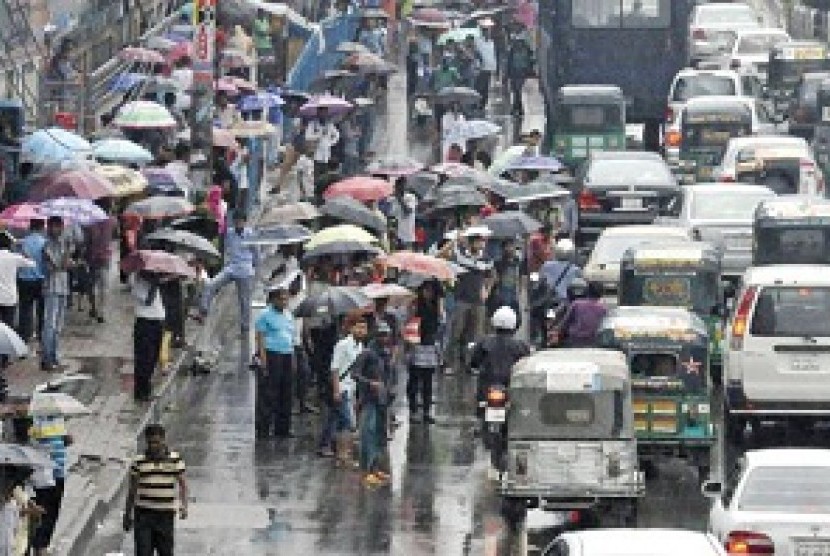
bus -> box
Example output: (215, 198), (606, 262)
(538, 0), (694, 152)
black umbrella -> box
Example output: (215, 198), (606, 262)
(405, 171), (439, 198)
(434, 184), (487, 210)
(434, 86), (481, 106)
(169, 215), (220, 240)
(321, 197), (387, 234)
(145, 228), (221, 259)
(302, 241), (383, 261)
(245, 224), (312, 246)
(294, 286), (373, 318)
(483, 211), (542, 239)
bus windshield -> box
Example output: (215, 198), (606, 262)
(755, 225), (830, 264)
(572, 0), (670, 29)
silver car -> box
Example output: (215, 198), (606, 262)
(656, 183), (776, 278)
(689, 2), (761, 65)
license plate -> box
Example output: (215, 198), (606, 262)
(621, 197), (643, 210)
(796, 541), (830, 556)
(791, 356), (821, 372)
(485, 407), (506, 422)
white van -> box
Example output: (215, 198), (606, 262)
(723, 265), (830, 441)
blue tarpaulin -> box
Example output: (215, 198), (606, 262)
(286, 14), (359, 91)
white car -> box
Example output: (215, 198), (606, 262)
(665, 69), (759, 125)
(714, 135), (824, 195)
(689, 2), (761, 65)
(723, 265), (830, 440)
(543, 529), (727, 556)
(705, 449), (830, 556)
(584, 225), (692, 293)
(726, 28), (791, 78)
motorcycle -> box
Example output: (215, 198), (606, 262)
(482, 384), (508, 472)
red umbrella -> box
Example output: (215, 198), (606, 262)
(28, 170), (115, 202)
(0, 203), (46, 229)
(120, 47), (166, 64)
(323, 176), (393, 202)
(120, 250), (196, 278)
(382, 251), (456, 281)
(410, 7), (450, 26)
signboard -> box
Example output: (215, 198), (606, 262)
(192, 0), (216, 85)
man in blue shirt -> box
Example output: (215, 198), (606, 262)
(17, 218), (47, 343)
(254, 286), (296, 439)
(200, 214), (259, 340)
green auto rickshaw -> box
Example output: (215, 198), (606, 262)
(597, 306), (714, 481)
(768, 41), (830, 116)
(618, 242), (726, 384)
(551, 85), (626, 170)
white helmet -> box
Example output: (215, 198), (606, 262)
(555, 238), (575, 258)
(491, 306), (518, 331)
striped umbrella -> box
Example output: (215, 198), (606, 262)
(40, 198), (108, 226)
(113, 101), (177, 129)
(0, 203), (46, 229)
(93, 165), (148, 197)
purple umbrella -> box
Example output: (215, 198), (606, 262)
(503, 156), (564, 173)
(142, 168), (192, 195)
(299, 95), (354, 118)
(40, 198), (108, 226)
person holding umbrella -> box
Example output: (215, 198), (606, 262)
(131, 270), (170, 402)
(305, 106), (340, 182)
(0, 232), (34, 365)
(82, 198), (115, 323)
(41, 217), (73, 372)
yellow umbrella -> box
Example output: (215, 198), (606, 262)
(229, 121), (276, 138)
(305, 224), (379, 250)
(93, 164), (148, 197)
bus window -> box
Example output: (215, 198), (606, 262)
(572, 0), (670, 29)
(621, 0), (670, 28)
(572, 0), (621, 28)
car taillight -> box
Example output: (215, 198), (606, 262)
(726, 530), (774, 554)
(486, 387), (507, 407)
(730, 286), (758, 351)
(719, 174), (736, 183)
(665, 106), (674, 122)
(693, 28), (705, 40)
(665, 130), (682, 148)
(578, 190), (601, 211)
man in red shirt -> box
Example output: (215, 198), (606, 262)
(528, 223), (554, 274)
(84, 199), (116, 322)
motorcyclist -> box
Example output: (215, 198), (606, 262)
(530, 238), (582, 345)
(470, 306), (531, 403)
(556, 281), (608, 347)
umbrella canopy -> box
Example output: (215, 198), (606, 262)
(120, 249), (196, 278)
(91, 138), (153, 164)
(146, 35), (177, 51)
(302, 241), (384, 261)
(299, 95), (353, 118)
(238, 92), (285, 112)
(0, 203), (46, 229)
(462, 119), (502, 140)
(142, 168), (192, 194)
(482, 211), (542, 239)
(488, 145), (532, 176)
(361, 7), (390, 18)
(169, 215), (219, 239)
(167, 41), (193, 64)
(109, 72), (147, 92)
(336, 41), (368, 54)
(306, 224), (378, 251)
(0, 322), (27, 358)
(404, 171), (439, 198)
(215, 78), (240, 95)
(410, 7), (451, 27)
(323, 176), (393, 203)
(259, 202), (320, 225)
(230, 76), (257, 91)
(361, 283), (413, 301)
(93, 165), (148, 197)
(433, 184), (487, 210)
(220, 48), (254, 69)
(437, 26), (481, 45)
(21, 128), (92, 165)
(429, 162), (494, 184)
(342, 52), (396, 75)
(321, 196), (387, 234)
(366, 157), (425, 178)
(243, 224), (312, 246)
(434, 86), (480, 106)
(212, 127), (238, 149)
(113, 101), (177, 129)
(294, 287), (373, 318)
(124, 196), (193, 219)
(145, 228), (221, 259)
(39, 198), (108, 226)
(228, 121), (276, 138)
(30, 393), (90, 417)
(0, 443), (54, 471)
(382, 251), (457, 281)
(28, 169), (115, 201)
(120, 46), (166, 64)
(504, 155), (564, 173)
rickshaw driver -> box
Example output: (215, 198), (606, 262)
(470, 306), (531, 406)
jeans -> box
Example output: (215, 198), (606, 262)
(87, 264), (109, 317)
(200, 269), (253, 334)
(134, 508), (175, 556)
(42, 294), (67, 366)
(17, 278), (43, 341)
(444, 301), (485, 370)
(319, 391), (353, 450)
(359, 402), (383, 472)
(407, 366), (433, 416)
(255, 351), (294, 437)
(134, 317), (164, 401)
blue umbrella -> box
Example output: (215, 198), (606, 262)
(238, 92), (285, 112)
(92, 138), (153, 164)
(21, 128), (92, 165)
(109, 72), (147, 93)
(40, 197), (108, 226)
(163, 32), (190, 43)
(503, 155), (564, 173)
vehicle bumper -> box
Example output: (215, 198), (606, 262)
(578, 211), (658, 237)
(498, 485), (644, 507)
(726, 382), (830, 416)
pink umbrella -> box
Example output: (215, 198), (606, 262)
(513, 1), (537, 28)
(215, 78), (239, 96)
(0, 203), (46, 229)
(120, 47), (166, 65)
(167, 41), (193, 64)
(120, 250), (196, 278)
(212, 128), (237, 149)
(28, 170), (116, 202)
(299, 95), (354, 118)
(231, 77), (257, 92)
(324, 176), (393, 202)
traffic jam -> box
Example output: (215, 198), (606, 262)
(492, 1), (830, 554)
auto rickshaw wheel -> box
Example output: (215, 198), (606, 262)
(725, 412), (746, 446)
(641, 460), (659, 481)
(501, 498), (527, 533)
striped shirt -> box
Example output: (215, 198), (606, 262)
(30, 415), (67, 480)
(130, 450), (186, 512)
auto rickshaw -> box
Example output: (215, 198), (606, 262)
(767, 41), (830, 116)
(677, 97), (753, 183)
(618, 242), (726, 384)
(597, 306), (714, 481)
(813, 79), (830, 178)
(499, 349), (643, 531)
(551, 85), (626, 170)
(734, 144), (808, 195)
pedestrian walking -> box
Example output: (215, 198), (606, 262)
(475, 20), (497, 110)
(487, 239), (523, 330)
(41, 216), (72, 372)
(30, 412), (71, 556)
(305, 106), (341, 181)
(132, 271), (168, 402)
(387, 177), (418, 250)
(254, 286), (296, 439)
(124, 424), (188, 556)
(0, 232), (34, 369)
(505, 27), (535, 116)
(16, 219), (46, 344)
(407, 280), (442, 424)
(83, 198), (115, 323)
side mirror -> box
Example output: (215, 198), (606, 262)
(701, 480), (722, 497)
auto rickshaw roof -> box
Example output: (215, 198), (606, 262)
(598, 306), (709, 344)
(755, 195), (830, 221)
(771, 41), (828, 60)
(511, 348), (628, 391)
(622, 241), (721, 266)
(683, 96), (753, 119)
(556, 85), (625, 105)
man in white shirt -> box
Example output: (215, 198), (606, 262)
(441, 103), (467, 161)
(388, 177), (418, 249)
(131, 272), (169, 402)
(475, 22), (498, 110)
(304, 106), (341, 180)
(0, 233), (34, 367)
(318, 315), (366, 465)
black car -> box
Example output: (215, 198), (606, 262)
(786, 71), (830, 140)
(575, 151), (681, 246)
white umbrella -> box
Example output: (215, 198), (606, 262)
(34, 373), (93, 393)
(30, 392), (91, 417)
(0, 322), (27, 358)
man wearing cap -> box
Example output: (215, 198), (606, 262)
(445, 227), (493, 374)
(254, 286), (296, 438)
